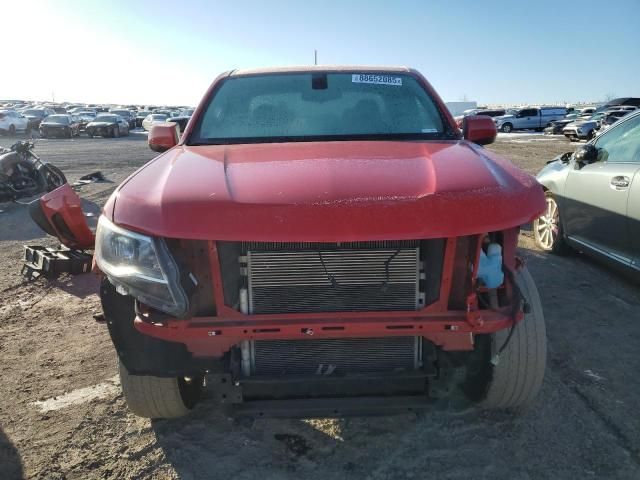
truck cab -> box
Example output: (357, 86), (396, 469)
(495, 107), (567, 133)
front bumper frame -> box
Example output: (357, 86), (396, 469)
(132, 232), (523, 357)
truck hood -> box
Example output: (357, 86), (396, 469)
(494, 115), (514, 122)
(108, 140), (544, 241)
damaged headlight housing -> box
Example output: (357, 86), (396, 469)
(95, 216), (188, 317)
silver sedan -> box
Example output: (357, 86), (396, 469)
(534, 110), (640, 276)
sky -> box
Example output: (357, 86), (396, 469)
(2, 0), (639, 107)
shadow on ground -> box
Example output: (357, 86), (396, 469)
(0, 426), (24, 480)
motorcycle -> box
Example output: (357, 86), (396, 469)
(0, 141), (66, 201)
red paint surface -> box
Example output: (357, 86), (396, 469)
(463, 115), (498, 145)
(135, 308), (520, 356)
(93, 68), (545, 357)
(38, 183), (95, 249)
(148, 124), (179, 152)
(110, 140), (544, 241)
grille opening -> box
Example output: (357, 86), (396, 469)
(245, 336), (421, 377)
(218, 240), (445, 314)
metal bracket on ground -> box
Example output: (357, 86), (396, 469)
(21, 245), (93, 281)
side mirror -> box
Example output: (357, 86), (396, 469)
(149, 123), (179, 152)
(574, 144), (599, 165)
(462, 115), (497, 145)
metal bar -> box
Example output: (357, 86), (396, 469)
(230, 395), (433, 418)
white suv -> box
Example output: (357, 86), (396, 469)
(0, 110), (30, 135)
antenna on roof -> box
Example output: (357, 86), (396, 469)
(314, 50), (318, 65)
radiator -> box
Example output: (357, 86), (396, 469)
(243, 241), (421, 314)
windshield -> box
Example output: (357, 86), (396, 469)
(111, 110), (129, 116)
(190, 72), (448, 144)
(95, 115), (117, 122)
(44, 115), (69, 124)
(78, 111), (95, 117)
(151, 114), (168, 121)
(505, 109), (518, 115)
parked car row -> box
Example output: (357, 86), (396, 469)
(0, 100), (195, 139)
(453, 98), (640, 138)
(561, 106), (637, 141)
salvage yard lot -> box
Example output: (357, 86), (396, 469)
(1, 134), (639, 479)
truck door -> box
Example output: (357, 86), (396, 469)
(518, 108), (538, 129)
(563, 113), (640, 264)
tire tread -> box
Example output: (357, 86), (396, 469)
(118, 360), (191, 419)
(480, 267), (547, 409)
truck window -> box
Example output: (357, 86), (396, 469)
(190, 72), (450, 144)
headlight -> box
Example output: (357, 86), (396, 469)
(95, 216), (188, 317)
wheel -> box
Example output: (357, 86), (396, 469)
(118, 360), (204, 419)
(87, 130), (94, 138)
(67, 129), (73, 139)
(533, 192), (571, 254)
(8, 124), (16, 135)
(500, 123), (513, 133)
(462, 266), (546, 409)
(37, 163), (67, 191)
(112, 126), (119, 138)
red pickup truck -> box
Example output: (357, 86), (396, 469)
(33, 66), (546, 418)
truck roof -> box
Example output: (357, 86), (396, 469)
(230, 65), (412, 77)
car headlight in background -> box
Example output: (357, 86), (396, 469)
(95, 216), (188, 317)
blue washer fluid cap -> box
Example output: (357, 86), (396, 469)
(477, 243), (504, 289)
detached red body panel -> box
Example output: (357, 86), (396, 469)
(32, 183), (95, 249)
(110, 140), (544, 241)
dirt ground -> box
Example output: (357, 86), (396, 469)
(1, 132), (639, 480)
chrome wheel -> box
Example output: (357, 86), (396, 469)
(534, 196), (559, 250)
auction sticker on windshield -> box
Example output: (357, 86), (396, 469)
(352, 74), (402, 86)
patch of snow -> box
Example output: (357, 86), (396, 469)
(31, 375), (120, 412)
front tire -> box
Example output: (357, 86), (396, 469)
(118, 360), (204, 419)
(463, 266), (546, 409)
(8, 124), (16, 135)
(533, 192), (571, 254)
(112, 126), (119, 138)
(501, 123), (513, 133)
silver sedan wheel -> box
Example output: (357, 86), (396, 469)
(534, 196), (559, 250)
